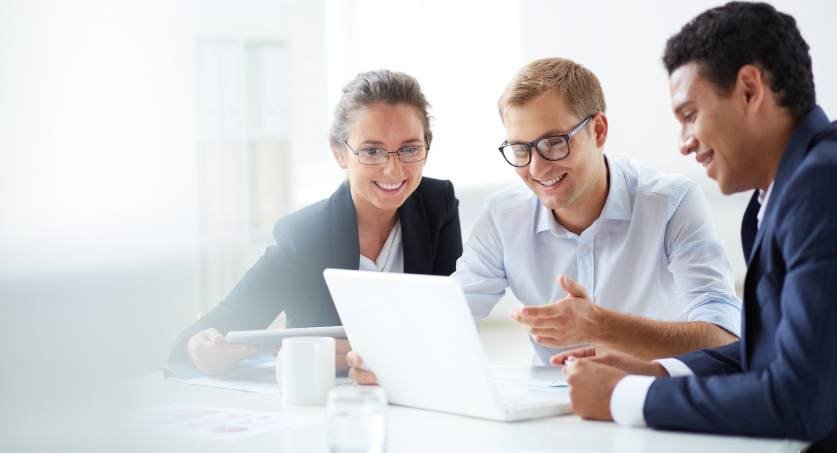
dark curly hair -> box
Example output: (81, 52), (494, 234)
(662, 1), (815, 118)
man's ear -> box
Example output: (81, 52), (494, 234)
(331, 144), (348, 169)
(592, 112), (608, 149)
(737, 64), (767, 114)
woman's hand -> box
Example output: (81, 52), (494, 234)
(346, 351), (379, 385)
(187, 328), (257, 376)
(336, 339), (351, 374)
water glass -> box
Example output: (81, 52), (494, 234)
(326, 385), (388, 453)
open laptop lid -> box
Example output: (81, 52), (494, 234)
(323, 269), (502, 419)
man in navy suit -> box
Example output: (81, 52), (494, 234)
(554, 2), (837, 449)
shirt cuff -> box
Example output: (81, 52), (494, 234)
(610, 375), (655, 427)
(654, 358), (694, 377)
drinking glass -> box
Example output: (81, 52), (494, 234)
(326, 385), (388, 453)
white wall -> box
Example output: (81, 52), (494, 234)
(0, 2), (201, 400)
(0, 0), (327, 374)
(0, 1), (197, 275)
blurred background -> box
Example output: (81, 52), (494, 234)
(1, 0), (836, 448)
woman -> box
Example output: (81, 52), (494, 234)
(169, 70), (462, 376)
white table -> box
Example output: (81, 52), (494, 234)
(121, 373), (808, 453)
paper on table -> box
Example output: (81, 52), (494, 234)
(164, 355), (281, 394)
(490, 364), (569, 388)
(164, 355), (351, 394)
(134, 403), (322, 442)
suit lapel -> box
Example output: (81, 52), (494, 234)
(740, 107), (832, 370)
(742, 131), (806, 365)
(745, 142), (806, 269)
(740, 158), (794, 371)
(740, 191), (760, 262)
(745, 107), (834, 268)
(330, 181), (361, 270)
(399, 188), (431, 274)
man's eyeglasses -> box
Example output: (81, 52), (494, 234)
(498, 115), (593, 167)
(344, 140), (429, 165)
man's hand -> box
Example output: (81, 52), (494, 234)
(510, 275), (603, 348)
(551, 347), (669, 377)
(564, 358), (626, 421)
(346, 351), (378, 385)
(187, 328), (257, 376)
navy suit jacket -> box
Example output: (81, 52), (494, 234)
(169, 177), (462, 363)
(643, 106), (837, 447)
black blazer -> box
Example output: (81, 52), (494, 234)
(169, 177), (462, 363)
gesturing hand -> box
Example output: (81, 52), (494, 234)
(510, 275), (602, 348)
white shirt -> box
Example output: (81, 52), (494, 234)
(454, 158), (742, 365)
(757, 182), (774, 229)
(611, 180), (775, 427)
(358, 220), (404, 273)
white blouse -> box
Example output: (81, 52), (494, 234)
(358, 220), (404, 273)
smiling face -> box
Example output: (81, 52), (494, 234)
(669, 62), (766, 194)
(501, 90), (607, 214)
(333, 102), (427, 217)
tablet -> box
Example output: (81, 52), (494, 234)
(225, 326), (346, 350)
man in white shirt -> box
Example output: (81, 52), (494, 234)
(553, 3), (837, 449)
(347, 57), (741, 382)
(463, 57), (740, 363)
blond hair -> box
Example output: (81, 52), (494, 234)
(498, 58), (606, 120)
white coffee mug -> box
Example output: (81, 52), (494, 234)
(278, 336), (336, 407)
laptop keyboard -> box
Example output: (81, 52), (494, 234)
(496, 386), (570, 411)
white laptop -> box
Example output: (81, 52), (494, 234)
(323, 268), (571, 421)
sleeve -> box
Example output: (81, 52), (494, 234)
(452, 203), (509, 324)
(167, 240), (293, 364)
(664, 182), (742, 336)
(644, 164), (837, 440)
(655, 358), (695, 377)
(611, 375), (655, 427)
(611, 359), (695, 427)
(674, 340), (742, 376)
(432, 180), (463, 275)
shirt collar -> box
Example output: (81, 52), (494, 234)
(535, 156), (632, 235)
(756, 181), (774, 229)
(535, 200), (565, 236)
(598, 157), (633, 221)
